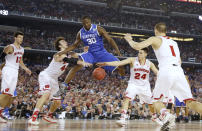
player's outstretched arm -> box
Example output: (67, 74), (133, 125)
(124, 34), (157, 50)
(57, 32), (81, 56)
(55, 54), (92, 67)
(150, 61), (158, 75)
(98, 26), (121, 56)
(97, 57), (134, 67)
(19, 56), (32, 75)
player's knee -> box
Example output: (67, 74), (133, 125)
(41, 92), (51, 100)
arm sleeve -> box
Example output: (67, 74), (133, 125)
(63, 57), (78, 67)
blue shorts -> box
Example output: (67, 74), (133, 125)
(79, 51), (119, 73)
(175, 97), (186, 107)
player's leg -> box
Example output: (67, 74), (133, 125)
(29, 92), (51, 124)
(176, 107), (181, 122)
(152, 69), (176, 129)
(139, 88), (163, 125)
(185, 100), (202, 115)
(116, 83), (136, 127)
(183, 106), (189, 123)
(64, 52), (94, 85)
(95, 52), (125, 76)
(29, 72), (51, 125)
(172, 71), (202, 115)
(0, 67), (18, 123)
(43, 82), (61, 123)
(175, 97), (182, 122)
(64, 64), (83, 84)
(43, 99), (61, 123)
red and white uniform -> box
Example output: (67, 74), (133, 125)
(125, 57), (152, 104)
(38, 58), (68, 100)
(1, 44), (24, 96)
(152, 36), (193, 103)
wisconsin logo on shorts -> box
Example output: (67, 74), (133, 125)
(43, 85), (50, 91)
(5, 88), (10, 92)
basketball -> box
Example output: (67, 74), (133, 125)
(92, 67), (106, 80)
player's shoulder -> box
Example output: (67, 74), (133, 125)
(129, 57), (136, 61)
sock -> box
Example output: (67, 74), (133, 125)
(32, 108), (40, 120)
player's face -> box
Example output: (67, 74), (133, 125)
(138, 50), (147, 59)
(15, 35), (23, 45)
(59, 40), (68, 50)
(82, 19), (91, 30)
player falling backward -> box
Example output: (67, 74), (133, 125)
(28, 37), (91, 125)
(124, 22), (202, 129)
(58, 16), (125, 87)
(97, 48), (162, 126)
(0, 32), (32, 123)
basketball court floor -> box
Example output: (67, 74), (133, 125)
(0, 119), (201, 131)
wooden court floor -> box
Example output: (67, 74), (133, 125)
(0, 119), (201, 131)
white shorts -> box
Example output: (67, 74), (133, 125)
(152, 66), (193, 103)
(1, 66), (18, 96)
(38, 71), (61, 100)
(125, 82), (152, 104)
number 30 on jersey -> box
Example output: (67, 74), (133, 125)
(87, 38), (96, 45)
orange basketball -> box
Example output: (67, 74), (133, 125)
(92, 67), (106, 80)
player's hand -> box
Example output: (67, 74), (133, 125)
(124, 33), (133, 41)
(96, 62), (107, 67)
(25, 68), (32, 75)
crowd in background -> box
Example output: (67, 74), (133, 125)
(0, 0), (202, 35)
(87, 0), (202, 15)
(0, 0), (201, 121)
(1, 64), (201, 120)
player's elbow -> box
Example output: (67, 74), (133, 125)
(133, 45), (141, 50)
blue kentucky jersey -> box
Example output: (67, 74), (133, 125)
(80, 24), (105, 53)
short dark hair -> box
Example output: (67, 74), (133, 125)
(142, 47), (149, 54)
(82, 16), (91, 20)
(14, 31), (24, 37)
(155, 22), (167, 33)
(54, 37), (65, 51)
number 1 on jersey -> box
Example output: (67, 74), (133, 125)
(16, 56), (22, 63)
(169, 45), (176, 57)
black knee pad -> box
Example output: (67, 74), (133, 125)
(167, 103), (173, 109)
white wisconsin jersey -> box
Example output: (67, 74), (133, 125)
(154, 36), (180, 68)
(129, 57), (150, 86)
(44, 58), (69, 79)
(5, 44), (24, 70)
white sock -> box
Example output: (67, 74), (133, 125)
(160, 108), (168, 115)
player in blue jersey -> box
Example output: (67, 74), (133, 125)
(60, 16), (124, 84)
